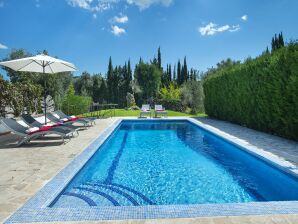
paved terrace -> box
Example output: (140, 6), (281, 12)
(0, 117), (297, 224)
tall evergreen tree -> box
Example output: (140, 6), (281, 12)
(168, 64), (172, 82)
(161, 64), (169, 86)
(113, 66), (120, 104)
(279, 32), (285, 47)
(127, 59), (133, 93)
(106, 57), (114, 103)
(139, 57), (143, 64)
(151, 56), (158, 66)
(271, 32), (285, 52)
(117, 65), (127, 107)
(190, 68), (194, 81)
(157, 47), (162, 70)
(271, 37), (276, 51)
(177, 60), (181, 85)
(182, 57), (188, 83)
(173, 64), (176, 82)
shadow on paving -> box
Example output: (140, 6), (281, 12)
(192, 116), (298, 166)
(0, 133), (67, 149)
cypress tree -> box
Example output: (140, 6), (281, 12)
(177, 60), (181, 85)
(275, 34), (278, 49)
(279, 32), (285, 47)
(161, 64), (169, 86)
(173, 64), (176, 82)
(106, 57), (113, 103)
(193, 70), (197, 81)
(168, 64), (172, 82)
(157, 47), (162, 70)
(271, 37), (275, 52)
(152, 57), (158, 66)
(182, 57), (188, 83)
(139, 57), (143, 64)
(190, 68), (194, 80)
(127, 59), (132, 93)
(271, 33), (285, 52)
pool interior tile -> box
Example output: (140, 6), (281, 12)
(5, 118), (298, 223)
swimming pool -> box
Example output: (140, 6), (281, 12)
(6, 119), (298, 223)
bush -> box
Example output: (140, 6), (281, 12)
(0, 77), (42, 117)
(0, 77), (10, 117)
(159, 83), (181, 100)
(155, 99), (186, 112)
(181, 80), (204, 113)
(126, 92), (136, 108)
(203, 42), (298, 141)
(62, 85), (92, 115)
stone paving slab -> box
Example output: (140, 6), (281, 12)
(31, 214), (298, 224)
(0, 118), (118, 223)
(194, 117), (298, 166)
(0, 117), (297, 224)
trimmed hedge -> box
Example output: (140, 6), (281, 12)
(203, 42), (298, 141)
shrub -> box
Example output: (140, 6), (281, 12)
(126, 92), (136, 108)
(155, 99), (186, 112)
(0, 77), (42, 117)
(62, 85), (92, 115)
(181, 80), (204, 113)
(203, 42), (298, 141)
(159, 83), (181, 100)
(0, 77), (10, 117)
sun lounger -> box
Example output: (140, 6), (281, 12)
(0, 118), (74, 146)
(139, 104), (151, 118)
(154, 105), (168, 118)
(46, 112), (90, 129)
(21, 114), (79, 136)
(55, 110), (95, 125)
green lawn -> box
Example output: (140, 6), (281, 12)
(82, 109), (206, 118)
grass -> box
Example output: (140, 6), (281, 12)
(82, 109), (206, 118)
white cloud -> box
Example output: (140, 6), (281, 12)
(241, 15), (248, 21)
(199, 23), (229, 36)
(67, 0), (172, 12)
(111, 25), (126, 36)
(67, 0), (93, 9)
(111, 15), (128, 23)
(126, 0), (173, 10)
(93, 13), (97, 18)
(230, 24), (240, 32)
(199, 22), (240, 36)
(0, 43), (8, 49)
(67, 0), (115, 12)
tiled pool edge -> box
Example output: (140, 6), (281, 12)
(186, 118), (298, 178)
(4, 118), (122, 223)
(5, 118), (298, 223)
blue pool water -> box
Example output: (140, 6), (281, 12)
(52, 120), (298, 207)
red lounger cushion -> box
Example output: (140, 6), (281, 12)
(64, 117), (78, 122)
(28, 126), (52, 135)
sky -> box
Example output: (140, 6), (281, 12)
(0, 0), (298, 78)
